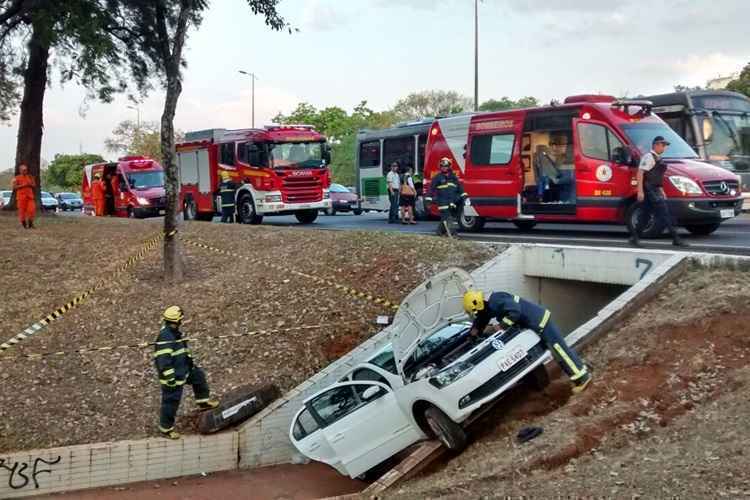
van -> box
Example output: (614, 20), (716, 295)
(82, 156), (165, 218)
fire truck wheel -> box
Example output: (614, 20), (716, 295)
(626, 202), (664, 238)
(512, 220), (537, 231)
(458, 214), (485, 232)
(295, 209), (318, 224)
(238, 193), (263, 224)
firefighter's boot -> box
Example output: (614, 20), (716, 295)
(21, 220), (27, 229)
(571, 370), (592, 394)
(160, 427), (181, 440)
(196, 398), (220, 411)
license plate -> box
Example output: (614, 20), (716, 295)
(720, 208), (734, 219)
(158, 209), (165, 215)
(497, 347), (527, 372)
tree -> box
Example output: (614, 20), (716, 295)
(44, 153), (104, 191)
(392, 90), (472, 120)
(674, 84), (705, 93)
(478, 96), (539, 112)
(726, 62), (750, 98)
(0, 1), (148, 210)
(122, 0), (290, 282)
(105, 119), (184, 160)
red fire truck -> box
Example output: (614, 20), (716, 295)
(176, 126), (332, 224)
(82, 156), (165, 218)
(423, 95), (743, 237)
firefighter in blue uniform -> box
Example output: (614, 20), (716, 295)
(429, 157), (466, 237)
(154, 306), (219, 439)
(463, 290), (592, 393)
(218, 171), (238, 223)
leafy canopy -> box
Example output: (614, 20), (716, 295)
(44, 153), (105, 191)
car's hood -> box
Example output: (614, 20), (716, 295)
(666, 159), (740, 182)
(331, 192), (357, 201)
(391, 267), (474, 377)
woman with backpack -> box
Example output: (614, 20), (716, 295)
(399, 166), (417, 224)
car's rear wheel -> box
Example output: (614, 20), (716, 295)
(424, 406), (467, 451)
(684, 223), (721, 235)
(458, 214), (485, 232)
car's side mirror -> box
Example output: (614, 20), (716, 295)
(361, 386), (382, 401)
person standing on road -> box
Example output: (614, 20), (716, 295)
(154, 306), (219, 439)
(12, 163), (36, 229)
(91, 173), (106, 217)
(463, 290), (592, 394)
(430, 157), (466, 237)
(386, 161), (401, 224)
(399, 166), (417, 224)
(218, 171), (238, 223)
(628, 136), (688, 247)
(104, 172), (115, 216)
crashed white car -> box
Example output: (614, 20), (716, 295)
(289, 268), (552, 479)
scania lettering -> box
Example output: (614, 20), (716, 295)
(421, 95), (743, 236)
(177, 126), (332, 224)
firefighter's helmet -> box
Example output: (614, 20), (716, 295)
(463, 290), (485, 316)
(439, 157), (452, 169)
(163, 306), (184, 323)
(94, 173), (102, 180)
(219, 170), (231, 181)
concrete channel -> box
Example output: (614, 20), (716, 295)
(1, 243), (717, 499)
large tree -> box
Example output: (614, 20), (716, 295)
(392, 90), (472, 120)
(478, 96), (539, 112)
(44, 153), (104, 191)
(726, 62), (750, 98)
(122, 0), (290, 282)
(0, 0), (148, 209)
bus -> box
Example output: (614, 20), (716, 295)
(355, 119), (434, 217)
(647, 90), (750, 205)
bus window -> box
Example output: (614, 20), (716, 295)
(359, 141), (380, 168)
(383, 136), (415, 175)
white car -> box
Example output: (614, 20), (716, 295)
(290, 268), (552, 479)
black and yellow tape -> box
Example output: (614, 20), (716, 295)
(0, 231), (169, 354)
(181, 238), (400, 311)
(3, 323), (335, 361)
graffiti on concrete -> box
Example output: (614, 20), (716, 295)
(0, 455), (61, 490)
(635, 257), (653, 280)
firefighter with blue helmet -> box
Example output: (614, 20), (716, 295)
(463, 290), (592, 394)
(429, 157), (466, 237)
(154, 306), (219, 439)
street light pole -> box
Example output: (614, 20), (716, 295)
(474, 0), (479, 112)
(238, 70), (259, 128)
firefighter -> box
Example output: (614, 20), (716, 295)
(153, 306), (219, 439)
(429, 157), (466, 237)
(218, 171), (238, 223)
(91, 173), (106, 216)
(11, 163), (36, 229)
(464, 290), (592, 394)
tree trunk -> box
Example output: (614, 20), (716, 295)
(4, 19), (49, 212)
(161, 68), (184, 282)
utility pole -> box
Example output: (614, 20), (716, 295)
(474, 0), (479, 112)
(238, 70), (259, 128)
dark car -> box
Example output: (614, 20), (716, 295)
(56, 192), (83, 211)
(323, 183), (362, 215)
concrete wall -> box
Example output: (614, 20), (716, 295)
(0, 432), (238, 499)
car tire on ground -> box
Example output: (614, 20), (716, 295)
(127, 206), (136, 219)
(198, 383), (280, 434)
(238, 193), (263, 225)
(626, 201), (664, 238)
(513, 220), (537, 231)
(525, 364), (550, 391)
(424, 406), (467, 451)
(295, 209), (318, 224)
(684, 223), (721, 235)
(458, 214), (486, 232)
(353, 208), (363, 216)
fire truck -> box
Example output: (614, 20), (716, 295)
(176, 126), (332, 224)
(422, 95), (743, 236)
(82, 156), (165, 218)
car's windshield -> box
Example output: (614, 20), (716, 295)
(329, 183), (349, 193)
(403, 323), (471, 377)
(704, 112), (750, 160)
(621, 122), (699, 159)
(126, 171), (164, 189)
(368, 347), (398, 374)
(60, 192), (79, 199)
(270, 141), (324, 169)
(41, 192), (54, 198)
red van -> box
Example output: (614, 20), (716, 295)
(423, 95), (743, 236)
(82, 156), (165, 218)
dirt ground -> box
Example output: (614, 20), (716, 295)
(389, 265), (750, 499)
(0, 213), (493, 452)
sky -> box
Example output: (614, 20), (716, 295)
(1, 0), (749, 168)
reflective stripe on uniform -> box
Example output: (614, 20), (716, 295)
(172, 348), (188, 357)
(220, 189), (235, 193)
(513, 295), (520, 303)
(158, 425), (174, 433)
(162, 368), (174, 377)
(570, 366), (589, 381)
(438, 205), (450, 210)
(502, 317), (515, 326)
(437, 183), (456, 189)
(539, 309), (551, 329)
(195, 398), (209, 404)
(153, 348), (173, 358)
(221, 204), (235, 208)
(159, 378), (176, 386)
(553, 343), (583, 378)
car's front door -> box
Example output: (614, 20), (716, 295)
(310, 382), (421, 478)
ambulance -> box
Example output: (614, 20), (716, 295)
(82, 156), (165, 218)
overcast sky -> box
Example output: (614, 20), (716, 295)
(1, 0), (749, 168)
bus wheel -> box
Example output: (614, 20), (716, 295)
(513, 220), (537, 231)
(295, 209), (318, 224)
(458, 214), (485, 232)
(626, 202), (664, 238)
(684, 223), (721, 235)
(238, 193), (263, 225)
(183, 197), (196, 221)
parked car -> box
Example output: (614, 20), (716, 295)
(56, 192), (83, 211)
(323, 183), (362, 216)
(40, 191), (59, 211)
(289, 268), (551, 479)
(0, 190), (11, 208)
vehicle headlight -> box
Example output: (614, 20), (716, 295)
(264, 194), (282, 203)
(429, 361), (473, 388)
(136, 196), (149, 205)
(668, 176), (702, 194)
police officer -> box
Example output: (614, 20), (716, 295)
(154, 306), (219, 439)
(429, 157), (466, 237)
(217, 171), (238, 223)
(463, 290), (592, 394)
(628, 136), (688, 247)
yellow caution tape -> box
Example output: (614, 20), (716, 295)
(0, 231), (166, 354)
(182, 238), (400, 312)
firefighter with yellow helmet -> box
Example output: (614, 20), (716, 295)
(429, 157), (466, 237)
(154, 306), (219, 439)
(463, 290), (592, 394)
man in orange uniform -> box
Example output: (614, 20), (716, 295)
(12, 163), (36, 228)
(92, 173), (105, 216)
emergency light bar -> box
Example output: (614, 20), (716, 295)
(611, 100), (654, 116)
(265, 124), (316, 131)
